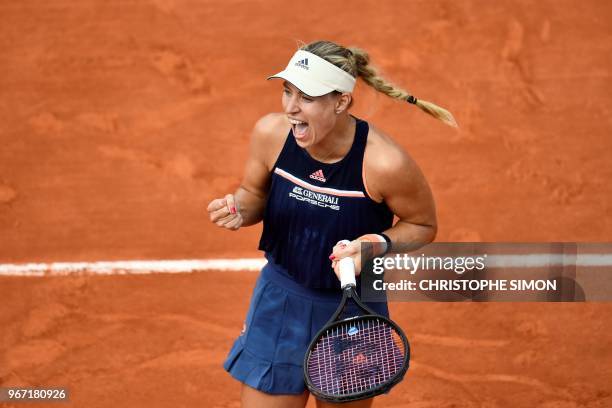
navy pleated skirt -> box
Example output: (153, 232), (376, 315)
(223, 255), (389, 395)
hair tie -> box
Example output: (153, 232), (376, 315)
(407, 95), (418, 105)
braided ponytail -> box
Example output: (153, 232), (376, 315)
(301, 41), (458, 128)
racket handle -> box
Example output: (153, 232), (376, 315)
(339, 257), (357, 289)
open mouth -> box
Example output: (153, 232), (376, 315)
(288, 118), (309, 138)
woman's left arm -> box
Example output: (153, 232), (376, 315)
(373, 145), (437, 250)
(330, 134), (437, 275)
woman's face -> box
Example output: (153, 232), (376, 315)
(281, 81), (340, 148)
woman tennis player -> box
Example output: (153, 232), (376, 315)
(207, 40), (455, 407)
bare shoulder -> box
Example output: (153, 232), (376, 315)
(364, 124), (422, 183)
(250, 113), (290, 170)
(364, 123), (436, 227)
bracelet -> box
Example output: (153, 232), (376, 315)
(379, 233), (392, 256)
(356, 233), (392, 258)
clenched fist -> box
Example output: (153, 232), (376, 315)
(206, 194), (243, 230)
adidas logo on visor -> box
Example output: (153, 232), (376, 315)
(294, 58), (309, 70)
(309, 169), (326, 182)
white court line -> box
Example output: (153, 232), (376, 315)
(0, 259), (267, 277)
(0, 254), (611, 277)
(485, 254), (612, 268)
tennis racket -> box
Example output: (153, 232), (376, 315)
(304, 250), (410, 402)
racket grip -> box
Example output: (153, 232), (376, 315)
(339, 257), (357, 288)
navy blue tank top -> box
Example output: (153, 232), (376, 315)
(258, 116), (394, 289)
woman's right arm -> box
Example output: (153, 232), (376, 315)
(207, 113), (287, 230)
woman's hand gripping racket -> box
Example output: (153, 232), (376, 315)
(304, 243), (410, 403)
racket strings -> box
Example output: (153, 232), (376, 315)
(307, 318), (406, 396)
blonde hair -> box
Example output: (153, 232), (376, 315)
(300, 40), (458, 128)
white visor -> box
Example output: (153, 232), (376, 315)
(267, 50), (356, 97)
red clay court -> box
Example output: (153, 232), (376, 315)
(1, 1), (611, 407)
